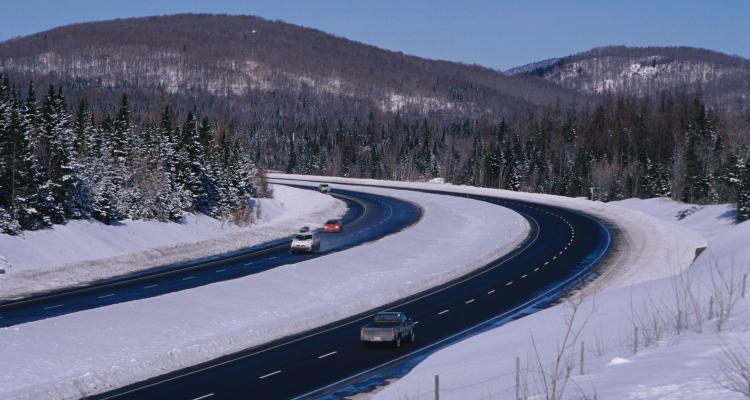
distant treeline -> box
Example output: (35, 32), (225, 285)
(264, 90), (750, 222)
(0, 74), (267, 234)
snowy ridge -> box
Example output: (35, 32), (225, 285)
(0, 184), (346, 300)
(0, 182), (528, 400)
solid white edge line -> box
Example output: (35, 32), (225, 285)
(98, 201), (543, 400)
(318, 351), (338, 359)
(258, 370), (282, 380)
(288, 196), (613, 400)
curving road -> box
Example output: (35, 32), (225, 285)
(95, 181), (613, 400)
(0, 188), (421, 328)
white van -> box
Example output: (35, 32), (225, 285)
(290, 231), (321, 254)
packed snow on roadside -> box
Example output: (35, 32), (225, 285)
(374, 197), (749, 400)
(272, 174), (707, 290)
(0, 184), (346, 299)
(0, 182), (529, 400)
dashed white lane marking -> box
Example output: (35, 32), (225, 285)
(215, 269), (226, 273)
(0, 316), (5, 319)
(438, 309), (450, 315)
(544, 261), (550, 266)
(318, 351), (337, 359)
(559, 251), (564, 255)
(192, 394), (214, 400)
(414, 321), (420, 325)
(268, 256), (278, 260)
(259, 370), (282, 380)
(244, 262), (255, 266)
(534, 267), (540, 272)
(552, 256), (557, 260)
(521, 274), (527, 279)
(143, 284), (158, 289)
(182, 276), (195, 281)
(487, 289), (496, 294)
(44, 304), (64, 310)
(98, 293), (115, 299)
(506, 281), (514, 286)
(465, 298), (476, 304)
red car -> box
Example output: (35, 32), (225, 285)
(323, 219), (343, 233)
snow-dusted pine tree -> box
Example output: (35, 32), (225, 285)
(737, 160), (750, 223)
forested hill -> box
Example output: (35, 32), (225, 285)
(0, 13), (574, 119)
(0, 16), (749, 235)
(507, 46), (750, 111)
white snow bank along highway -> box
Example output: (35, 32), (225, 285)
(271, 173), (707, 290)
(0, 184), (346, 299)
(375, 198), (745, 400)
(0, 184), (529, 400)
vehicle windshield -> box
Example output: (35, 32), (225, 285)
(372, 313), (401, 326)
(325, 220), (339, 224)
(294, 234), (312, 241)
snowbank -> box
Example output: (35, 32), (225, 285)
(374, 198), (748, 400)
(0, 184), (346, 299)
(271, 174), (707, 290)
(0, 183), (529, 400)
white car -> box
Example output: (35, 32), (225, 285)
(319, 183), (331, 193)
(290, 231), (321, 254)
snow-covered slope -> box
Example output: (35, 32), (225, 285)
(0, 183), (529, 400)
(374, 197), (748, 400)
(513, 46), (750, 109)
(0, 184), (346, 299)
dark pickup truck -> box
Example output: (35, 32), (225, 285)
(360, 311), (415, 347)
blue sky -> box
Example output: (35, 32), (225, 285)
(3, 1), (748, 70)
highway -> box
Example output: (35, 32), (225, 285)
(95, 181), (613, 400)
(0, 188), (422, 328)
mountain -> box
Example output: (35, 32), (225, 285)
(0, 14), (577, 120)
(508, 46), (750, 110)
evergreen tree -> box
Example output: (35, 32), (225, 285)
(175, 112), (209, 212)
(682, 126), (711, 203)
(737, 160), (750, 223)
(15, 83), (58, 228)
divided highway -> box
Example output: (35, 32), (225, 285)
(96, 182), (613, 400)
(0, 189), (421, 328)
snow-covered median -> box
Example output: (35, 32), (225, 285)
(0, 184), (346, 300)
(374, 197), (747, 400)
(0, 183), (528, 400)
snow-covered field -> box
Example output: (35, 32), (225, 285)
(373, 196), (749, 400)
(0, 184), (346, 299)
(0, 183), (528, 400)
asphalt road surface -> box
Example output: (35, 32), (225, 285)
(95, 182), (612, 400)
(0, 188), (422, 328)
